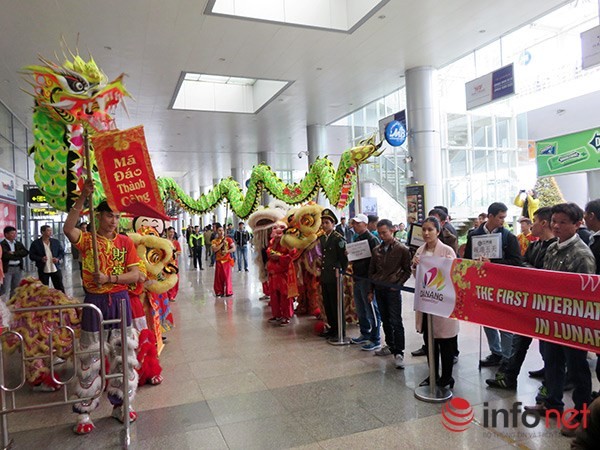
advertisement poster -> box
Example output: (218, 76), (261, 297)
(0, 167), (16, 202)
(536, 127), (600, 177)
(362, 197), (377, 216)
(0, 202), (17, 238)
(415, 256), (600, 353)
(405, 184), (426, 224)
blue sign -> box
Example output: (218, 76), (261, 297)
(491, 64), (515, 101)
(385, 120), (407, 147)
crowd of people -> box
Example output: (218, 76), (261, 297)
(2, 188), (600, 443)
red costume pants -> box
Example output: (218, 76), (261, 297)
(269, 273), (293, 319)
(214, 260), (233, 296)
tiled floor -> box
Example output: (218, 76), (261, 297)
(4, 252), (597, 449)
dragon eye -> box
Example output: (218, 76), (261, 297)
(64, 75), (88, 94)
(146, 248), (164, 265)
(299, 214), (315, 227)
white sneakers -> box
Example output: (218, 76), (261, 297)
(394, 354), (405, 369)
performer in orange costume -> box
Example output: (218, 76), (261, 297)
(211, 223), (236, 297)
(266, 221), (297, 325)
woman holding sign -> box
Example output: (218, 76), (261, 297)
(411, 216), (459, 389)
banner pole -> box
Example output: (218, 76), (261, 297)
(83, 129), (100, 274)
(328, 268), (350, 346)
(478, 326), (483, 372)
(414, 313), (452, 403)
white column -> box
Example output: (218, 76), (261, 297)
(307, 124), (328, 206)
(405, 66), (443, 212)
(587, 169), (600, 201)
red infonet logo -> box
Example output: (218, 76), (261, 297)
(441, 397), (474, 432)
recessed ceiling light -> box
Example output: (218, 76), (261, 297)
(316, 67), (323, 71)
(378, 15), (386, 19)
(219, 57), (226, 62)
(104, 46), (112, 50)
(278, 98), (284, 102)
(479, 29), (486, 34)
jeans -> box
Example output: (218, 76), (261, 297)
(374, 288), (404, 355)
(484, 327), (513, 361)
(192, 247), (203, 269)
(500, 334), (534, 384)
(543, 342), (591, 412)
(0, 266), (22, 299)
(353, 278), (380, 344)
(236, 245), (248, 271)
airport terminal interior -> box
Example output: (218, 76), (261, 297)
(1, 0), (600, 448)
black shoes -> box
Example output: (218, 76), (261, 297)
(411, 346), (426, 357)
(479, 353), (502, 367)
(528, 368), (545, 379)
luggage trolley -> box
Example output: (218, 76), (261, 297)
(0, 300), (132, 449)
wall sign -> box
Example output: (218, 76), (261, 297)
(384, 120), (407, 147)
(536, 127), (600, 177)
(465, 64), (515, 110)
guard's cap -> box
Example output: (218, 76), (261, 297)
(321, 208), (338, 225)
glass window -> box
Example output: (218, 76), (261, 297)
(13, 120), (27, 151)
(472, 116), (493, 148)
(447, 114), (469, 147)
(496, 117), (513, 148)
(14, 149), (28, 179)
(0, 136), (14, 171)
(0, 103), (11, 141)
(448, 149), (468, 177)
(473, 150), (492, 174)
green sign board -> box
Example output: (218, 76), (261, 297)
(536, 127), (600, 177)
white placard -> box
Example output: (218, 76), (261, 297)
(471, 233), (502, 260)
(346, 239), (372, 262)
(0, 167), (16, 202)
(582, 25), (600, 70)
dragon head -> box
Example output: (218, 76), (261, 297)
(23, 53), (129, 132)
(348, 135), (384, 165)
(128, 230), (178, 294)
(280, 203), (324, 251)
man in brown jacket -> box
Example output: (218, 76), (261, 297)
(368, 219), (412, 368)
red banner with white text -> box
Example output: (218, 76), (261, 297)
(91, 125), (168, 220)
(415, 257), (600, 353)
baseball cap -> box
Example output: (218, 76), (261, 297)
(350, 213), (368, 224)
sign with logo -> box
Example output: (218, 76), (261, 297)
(415, 256), (456, 318)
(414, 256), (600, 354)
(384, 120), (407, 147)
(378, 110), (407, 147)
(92, 125), (169, 220)
(471, 234), (502, 259)
(536, 127), (600, 177)
(582, 24), (600, 70)
(465, 64), (515, 110)
(0, 167), (16, 202)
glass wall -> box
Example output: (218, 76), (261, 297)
(0, 99), (33, 187)
(330, 0), (599, 219)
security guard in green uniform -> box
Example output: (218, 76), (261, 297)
(319, 208), (348, 338)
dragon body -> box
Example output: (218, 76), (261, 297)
(26, 51), (381, 219)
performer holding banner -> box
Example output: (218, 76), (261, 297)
(64, 178), (141, 435)
(412, 216), (459, 389)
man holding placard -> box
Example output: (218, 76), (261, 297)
(464, 202), (523, 368)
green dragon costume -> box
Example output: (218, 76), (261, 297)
(25, 51), (382, 219)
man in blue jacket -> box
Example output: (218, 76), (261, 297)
(29, 225), (65, 292)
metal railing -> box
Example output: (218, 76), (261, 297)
(0, 300), (131, 449)
(361, 150), (408, 208)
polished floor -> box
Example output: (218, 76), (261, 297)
(4, 249), (597, 449)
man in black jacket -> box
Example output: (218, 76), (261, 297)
(464, 202), (523, 368)
(486, 207), (556, 389)
(348, 214), (381, 350)
(29, 225), (65, 292)
(233, 222), (251, 272)
(1, 226), (29, 299)
(319, 209), (348, 338)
